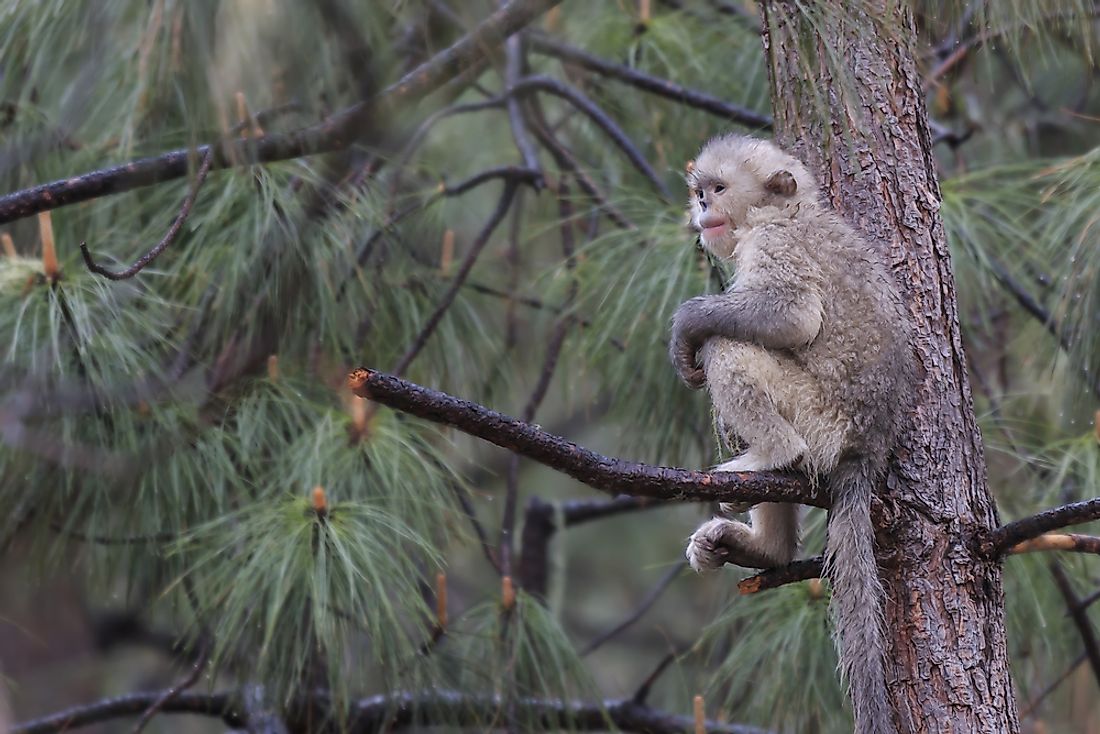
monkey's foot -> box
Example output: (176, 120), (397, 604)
(686, 518), (775, 571)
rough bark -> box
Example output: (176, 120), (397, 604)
(760, 3), (1019, 732)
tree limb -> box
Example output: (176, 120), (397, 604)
(11, 692), (240, 734)
(984, 498), (1100, 557)
(346, 369), (822, 507)
(13, 688), (774, 734)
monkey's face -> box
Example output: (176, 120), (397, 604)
(685, 135), (815, 260)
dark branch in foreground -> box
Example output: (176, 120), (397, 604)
(984, 498), (1100, 557)
(347, 369), (822, 507)
(0, 0), (562, 225)
(13, 688), (773, 734)
(80, 149), (214, 280)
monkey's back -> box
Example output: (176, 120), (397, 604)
(792, 210), (911, 458)
(731, 206), (911, 463)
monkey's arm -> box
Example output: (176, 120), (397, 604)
(670, 283), (822, 388)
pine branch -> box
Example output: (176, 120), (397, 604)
(79, 148), (214, 280)
(984, 498), (1100, 557)
(346, 690), (773, 734)
(346, 369), (822, 506)
(526, 33), (772, 128)
(0, 0), (563, 225)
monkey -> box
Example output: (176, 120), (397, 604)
(670, 134), (912, 734)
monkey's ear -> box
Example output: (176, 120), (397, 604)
(765, 170), (797, 196)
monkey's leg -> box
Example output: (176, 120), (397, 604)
(686, 504), (799, 570)
(688, 340), (817, 570)
(702, 340), (810, 475)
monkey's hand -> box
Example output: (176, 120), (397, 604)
(669, 296), (714, 389)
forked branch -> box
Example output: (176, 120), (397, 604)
(79, 149), (214, 280)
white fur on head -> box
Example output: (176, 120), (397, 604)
(685, 135), (820, 259)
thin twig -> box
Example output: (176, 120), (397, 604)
(1049, 561), (1100, 688)
(527, 110), (635, 230)
(50, 523), (175, 546)
(80, 149), (214, 280)
(512, 75), (671, 199)
(1009, 533), (1100, 556)
(11, 692), (240, 734)
(1019, 652), (1087, 720)
(347, 369), (822, 507)
(526, 33), (771, 128)
(582, 561), (687, 655)
(502, 28), (544, 187)
(129, 643), (210, 734)
(391, 181), (520, 376)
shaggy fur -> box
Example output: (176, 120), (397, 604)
(672, 135), (912, 734)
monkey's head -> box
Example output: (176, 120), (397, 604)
(685, 135), (819, 259)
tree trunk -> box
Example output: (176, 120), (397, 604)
(760, 3), (1020, 732)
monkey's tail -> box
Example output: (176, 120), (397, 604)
(825, 456), (897, 734)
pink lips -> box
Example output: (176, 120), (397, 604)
(702, 223), (728, 240)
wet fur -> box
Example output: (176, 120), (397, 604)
(673, 135), (912, 734)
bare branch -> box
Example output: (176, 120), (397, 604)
(739, 530), (1100, 595)
(582, 561), (687, 655)
(1049, 561), (1100, 688)
(984, 497), (1100, 557)
(391, 180), (520, 376)
(526, 33), (771, 128)
(345, 690), (773, 734)
(79, 149), (214, 280)
(503, 32), (545, 187)
(518, 495), (664, 595)
(11, 692), (240, 734)
(346, 369), (822, 507)
(512, 75), (672, 199)
(527, 115), (635, 230)
(130, 644), (210, 734)
(738, 557), (824, 594)
(14, 688), (774, 734)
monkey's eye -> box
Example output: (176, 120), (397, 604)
(713, 184), (726, 194)
(696, 188), (704, 200)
